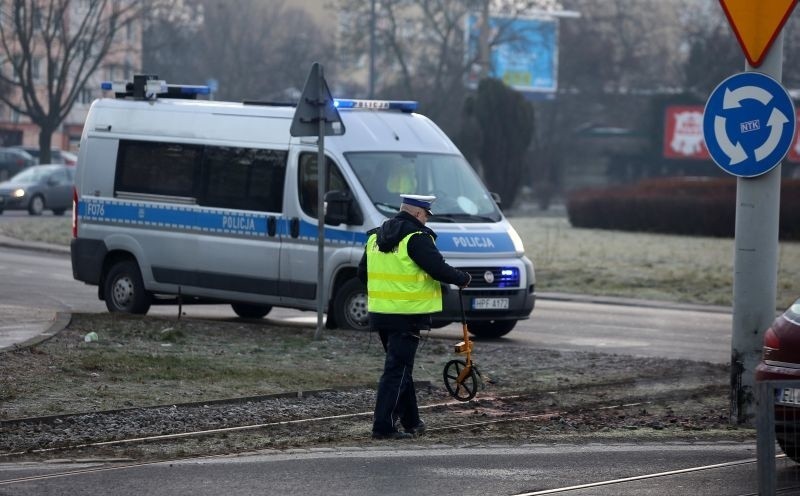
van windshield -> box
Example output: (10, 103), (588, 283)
(345, 152), (501, 222)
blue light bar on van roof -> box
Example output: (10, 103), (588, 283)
(101, 81), (210, 99)
(174, 84), (211, 95)
(333, 99), (418, 112)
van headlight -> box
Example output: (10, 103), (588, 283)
(12, 188), (25, 198)
(508, 225), (525, 254)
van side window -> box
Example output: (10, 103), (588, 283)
(114, 140), (287, 211)
(201, 147), (287, 212)
(116, 140), (200, 198)
(299, 153), (349, 218)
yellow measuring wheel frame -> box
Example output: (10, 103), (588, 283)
(443, 288), (481, 401)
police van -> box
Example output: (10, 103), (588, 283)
(70, 76), (535, 338)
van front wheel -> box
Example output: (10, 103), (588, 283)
(104, 260), (152, 314)
(231, 303), (272, 319)
(333, 278), (369, 331)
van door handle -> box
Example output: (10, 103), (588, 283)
(267, 216), (276, 237)
(290, 218), (299, 238)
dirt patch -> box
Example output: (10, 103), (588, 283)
(0, 313), (752, 460)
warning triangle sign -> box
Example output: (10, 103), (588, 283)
(719, 0), (798, 67)
(290, 62), (344, 138)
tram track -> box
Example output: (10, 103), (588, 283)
(0, 372), (703, 427)
(1, 377), (728, 460)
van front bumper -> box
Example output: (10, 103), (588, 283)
(432, 285), (535, 325)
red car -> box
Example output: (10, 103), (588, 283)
(755, 298), (800, 462)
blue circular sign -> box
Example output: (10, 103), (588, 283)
(703, 71), (795, 177)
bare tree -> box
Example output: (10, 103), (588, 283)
(141, 0), (204, 79)
(142, 0), (333, 102)
(0, 0), (141, 163)
(335, 0), (556, 132)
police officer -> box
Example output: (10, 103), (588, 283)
(358, 194), (471, 440)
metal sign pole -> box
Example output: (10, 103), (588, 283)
(289, 62), (344, 341)
(730, 32), (783, 424)
(314, 67), (327, 340)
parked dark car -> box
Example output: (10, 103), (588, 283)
(12, 146), (77, 166)
(0, 147), (35, 180)
(0, 164), (74, 215)
(755, 297), (800, 463)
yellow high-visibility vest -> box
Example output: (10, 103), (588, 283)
(366, 231), (442, 314)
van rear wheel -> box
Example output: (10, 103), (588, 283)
(104, 260), (152, 314)
(231, 303), (272, 319)
(333, 278), (369, 331)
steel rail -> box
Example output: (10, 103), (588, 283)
(0, 396), (655, 458)
(0, 382), (722, 458)
(0, 373), (714, 427)
(510, 457), (764, 496)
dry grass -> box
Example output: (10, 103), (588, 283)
(1, 312), (727, 422)
(2, 213), (798, 308)
(510, 216), (800, 309)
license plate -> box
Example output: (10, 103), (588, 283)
(472, 297), (509, 310)
(776, 388), (800, 406)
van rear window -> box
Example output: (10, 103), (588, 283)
(114, 139), (287, 212)
(116, 141), (200, 198)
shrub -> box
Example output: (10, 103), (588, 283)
(567, 177), (800, 240)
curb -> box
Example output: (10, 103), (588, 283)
(0, 234), (70, 256)
(536, 292), (732, 314)
(1, 311), (72, 353)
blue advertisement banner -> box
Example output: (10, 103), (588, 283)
(465, 13), (558, 96)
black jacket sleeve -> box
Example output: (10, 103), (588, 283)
(357, 249), (368, 285)
(406, 232), (470, 287)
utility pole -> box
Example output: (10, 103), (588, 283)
(369, 0), (376, 98)
(729, 33), (784, 424)
(707, 1), (798, 423)
(479, 0), (490, 79)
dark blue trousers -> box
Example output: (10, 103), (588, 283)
(372, 328), (421, 435)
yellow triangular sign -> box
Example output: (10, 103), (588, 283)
(719, 0), (797, 67)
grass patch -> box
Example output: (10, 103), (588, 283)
(510, 216), (800, 308)
(0, 313), (727, 419)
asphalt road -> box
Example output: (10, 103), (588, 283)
(0, 245), (733, 363)
(0, 443), (772, 495)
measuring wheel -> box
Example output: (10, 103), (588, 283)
(443, 359), (479, 401)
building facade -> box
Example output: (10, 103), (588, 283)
(0, 1), (142, 152)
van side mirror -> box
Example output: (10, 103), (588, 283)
(491, 192), (502, 210)
(324, 190), (358, 226)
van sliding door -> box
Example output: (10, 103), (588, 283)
(193, 145), (287, 303)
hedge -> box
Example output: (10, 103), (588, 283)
(566, 177), (800, 240)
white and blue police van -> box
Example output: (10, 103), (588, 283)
(70, 75), (535, 338)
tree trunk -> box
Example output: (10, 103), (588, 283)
(38, 127), (54, 164)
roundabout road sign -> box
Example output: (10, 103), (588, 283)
(703, 71), (795, 177)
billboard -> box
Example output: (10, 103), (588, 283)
(465, 13), (558, 97)
(664, 104), (800, 163)
(663, 106), (709, 160)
